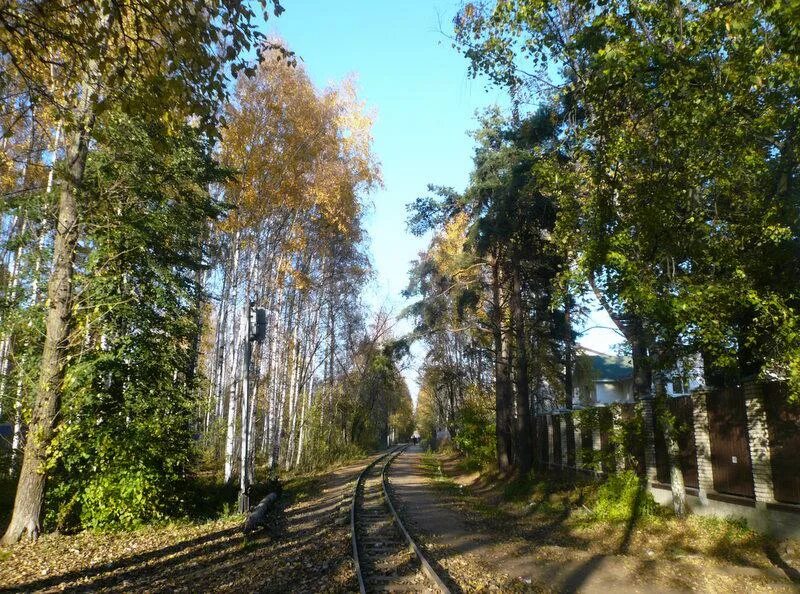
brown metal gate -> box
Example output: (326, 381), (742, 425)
(706, 387), (755, 499)
(764, 382), (800, 504)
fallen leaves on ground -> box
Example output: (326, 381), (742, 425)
(0, 466), (367, 593)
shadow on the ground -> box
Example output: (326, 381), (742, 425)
(559, 554), (605, 593)
(5, 524), (250, 592)
(616, 480), (644, 554)
(764, 543), (800, 584)
(4, 464), (364, 594)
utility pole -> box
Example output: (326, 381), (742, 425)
(240, 300), (267, 513)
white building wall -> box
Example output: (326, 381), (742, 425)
(595, 381), (632, 404)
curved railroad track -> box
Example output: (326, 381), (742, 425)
(351, 445), (450, 593)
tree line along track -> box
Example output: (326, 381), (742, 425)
(351, 445), (450, 593)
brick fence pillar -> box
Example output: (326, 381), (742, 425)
(692, 389), (715, 505)
(744, 382), (775, 508)
(547, 415), (554, 467)
(641, 397), (659, 483)
(560, 415), (569, 468)
(573, 415), (582, 469)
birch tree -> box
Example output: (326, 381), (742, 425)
(1, 0), (285, 544)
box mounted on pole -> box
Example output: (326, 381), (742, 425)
(249, 301), (267, 343)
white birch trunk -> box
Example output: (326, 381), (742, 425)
(223, 238), (242, 482)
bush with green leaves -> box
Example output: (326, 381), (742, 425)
(453, 391), (496, 470)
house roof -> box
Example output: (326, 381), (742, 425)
(578, 348), (633, 381)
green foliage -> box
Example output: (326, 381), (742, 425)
(290, 343), (411, 472)
(349, 348), (413, 452)
(453, 392), (496, 470)
(501, 473), (540, 502)
(609, 403), (646, 474)
(275, 475), (314, 504)
(414, 382), (440, 445)
(456, 0), (800, 391)
(591, 471), (659, 523)
(44, 111), (227, 531)
(183, 477), (240, 521)
(574, 408), (602, 472)
(292, 391), (366, 472)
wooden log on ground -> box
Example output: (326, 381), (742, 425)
(243, 491), (279, 535)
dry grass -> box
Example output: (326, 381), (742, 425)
(424, 450), (800, 591)
(0, 471), (356, 593)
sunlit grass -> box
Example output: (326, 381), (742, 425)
(426, 450), (790, 573)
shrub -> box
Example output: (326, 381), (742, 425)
(591, 470), (658, 523)
(453, 393), (495, 470)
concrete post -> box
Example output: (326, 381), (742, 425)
(744, 382), (775, 508)
(573, 414), (582, 469)
(692, 389), (715, 505)
(560, 415), (569, 468)
(641, 397), (659, 483)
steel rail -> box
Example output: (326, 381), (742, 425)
(381, 446), (451, 594)
(350, 447), (399, 594)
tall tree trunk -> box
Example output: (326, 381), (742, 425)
(223, 238), (243, 482)
(563, 291), (576, 467)
(284, 324), (300, 470)
(629, 318), (651, 401)
(510, 259), (533, 474)
(661, 409), (687, 518)
(239, 333), (251, 501)
(2, 119), (90, 544)
(294, 373), (314, 468)
(9, 355), (26, 475)
(491, 254), (513, 471)
(223, 310), (242, 483)
(564, 292), (574, 409)
(271, 291), (294, 472)
(655, 374), (687, 517)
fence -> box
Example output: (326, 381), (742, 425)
(534, 381), (800, 533)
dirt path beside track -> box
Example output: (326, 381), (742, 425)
(387, 446), (797, 593)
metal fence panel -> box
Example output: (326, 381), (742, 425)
(764, 382), (800, 504)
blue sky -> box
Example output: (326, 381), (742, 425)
(267, 1), (621, 398)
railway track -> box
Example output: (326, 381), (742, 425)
(351, 445), (450, 593)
